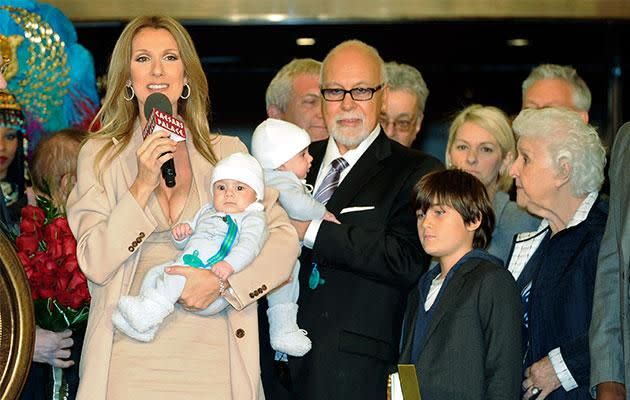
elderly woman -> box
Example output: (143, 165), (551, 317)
(507, 107), (607, 400)
(446, 104), (539, 263)
(66, 16), (298, 400)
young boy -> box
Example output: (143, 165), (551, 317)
(251, 118), (339, 357)
(112, 152), (268, 342)
(398, 169), (522, 399)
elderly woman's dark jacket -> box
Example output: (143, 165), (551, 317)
(523, 196), (608, 400)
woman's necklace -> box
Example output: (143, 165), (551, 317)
(0, 180), (18, 206)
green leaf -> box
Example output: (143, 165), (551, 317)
(35, 195), (62, 223)
(33, 299), (89, 332)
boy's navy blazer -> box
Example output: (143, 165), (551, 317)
(289, 131), (442, 400)
(399, 257), (523, 400)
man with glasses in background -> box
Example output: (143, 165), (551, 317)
(379, 61), (429, 148)
(287, 40), (441, 400)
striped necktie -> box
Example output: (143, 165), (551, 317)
(313, 157), (349, 205)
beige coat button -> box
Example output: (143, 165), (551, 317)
(235, 329), (245, 338)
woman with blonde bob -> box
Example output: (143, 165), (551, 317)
(445, 104), (539, 263)
(66, 16), (298, 399)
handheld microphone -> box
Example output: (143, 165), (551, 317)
(143, 93), (186, 188)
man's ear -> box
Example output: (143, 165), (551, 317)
(267, 105), (284, 119)
(466, 216), (482, 232)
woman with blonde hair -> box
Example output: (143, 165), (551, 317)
(445, 104), (539, 263)
(66, 16), (298, 399)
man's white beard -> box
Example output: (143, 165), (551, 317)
(330, 113), (371, 148)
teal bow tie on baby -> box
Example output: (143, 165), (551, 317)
(183, 215), (238, 269)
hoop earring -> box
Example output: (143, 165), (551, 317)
(124, 83), (135, 101)
(180, 83), (191, 100)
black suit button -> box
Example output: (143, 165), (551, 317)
(235, 329), (245, 338)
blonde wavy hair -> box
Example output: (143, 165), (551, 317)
(90, 16), (216, 177)
(445, 104), (516, 192)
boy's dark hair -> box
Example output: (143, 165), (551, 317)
(412, 169), (495, 249)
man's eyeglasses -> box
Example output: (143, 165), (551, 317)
(379, 115), (417, 133)
(320, 84), (384, 102)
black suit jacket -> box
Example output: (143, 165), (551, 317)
(399, 257), (522, 400)
(289, 132), (442, 400)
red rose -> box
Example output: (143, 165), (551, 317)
(51, 217), (72, 237)
(43, 222), (61, 243)
(61, 236), (77, 257)
(16, 234), (40, 255)
(20, 206), (45, 228)
(67, 268), (87, 291)
(56, 290), (72, 308)
(75, 285), (91, 304)
(36, 271), (58, 299)
(45, 238), (63, 260)
(20, 218), (40, 234)
(61, 255), (80, 275)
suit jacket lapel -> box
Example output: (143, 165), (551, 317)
(119, 122), (143, 191)
(187, 133), (213, 206)
(420, 261), (478, 356)
(326, 133), (391, 214)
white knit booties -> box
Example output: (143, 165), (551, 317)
(267, 303), (312, 357)
(117, 288), (175, 333)
(112, 309), (158, 342)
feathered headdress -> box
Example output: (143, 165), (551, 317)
(0, 0), (99, 151)
(0, 90), (25, 133)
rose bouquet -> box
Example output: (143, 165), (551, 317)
(14, 199), (90, 399)
(15, 201), (90, 332)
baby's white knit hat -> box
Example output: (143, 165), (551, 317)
(211, 152), (265, 201)
(251, 118), (311, 169)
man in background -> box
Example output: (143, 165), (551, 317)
(379, 61), (429, 147)
(522, 63), (591, 122)
(266, 58), (328, 141)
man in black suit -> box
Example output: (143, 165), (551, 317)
(287, 40), (442, 400)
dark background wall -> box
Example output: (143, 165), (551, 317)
(75, 19), (630, 158)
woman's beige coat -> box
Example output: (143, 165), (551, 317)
(67, 129), (299, 400)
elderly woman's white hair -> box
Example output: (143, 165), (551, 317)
(512, 107), (606, 197)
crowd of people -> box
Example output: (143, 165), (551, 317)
(1, 4), (629, 400)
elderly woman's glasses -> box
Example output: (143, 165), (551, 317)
(320, 84), (384, 102)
